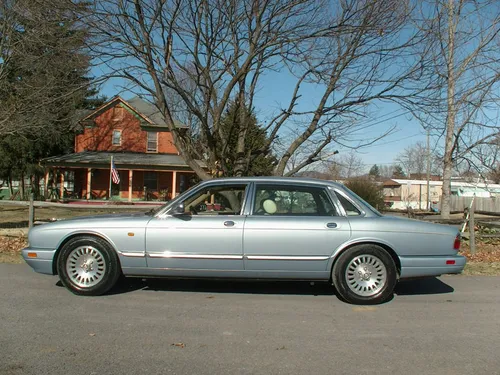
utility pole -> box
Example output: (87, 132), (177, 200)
(426, 127), (431, 211)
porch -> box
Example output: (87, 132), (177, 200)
(41, 151), (200, 202)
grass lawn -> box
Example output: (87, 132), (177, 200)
(0, 204), (147, 227)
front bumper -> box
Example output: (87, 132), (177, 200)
(399, 255), (466, 279)
(22, 247), (57, 275)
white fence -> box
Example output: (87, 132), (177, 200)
(449, 196), (500, 213)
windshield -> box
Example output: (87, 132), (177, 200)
(145, 205), (165, 216)
(145, 183), (201, 216)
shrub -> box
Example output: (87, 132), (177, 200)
(344, 178), (385, 210)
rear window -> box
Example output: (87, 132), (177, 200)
(335, 192), (361, 216)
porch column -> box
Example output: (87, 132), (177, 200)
(44, 169), (49, 199)
(59, 171), (65, 199)
(128, 169), (133, 202)
(172, 170), (177, 198)
(86, 168), (92, 200)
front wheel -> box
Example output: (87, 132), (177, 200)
(57, 236), (121, 296)
(332, 245), (397, 305)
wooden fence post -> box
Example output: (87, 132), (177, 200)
(28, 193), (34, 228)
(469, 198), (476, 255)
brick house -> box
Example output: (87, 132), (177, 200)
(42, 96), (201, 201)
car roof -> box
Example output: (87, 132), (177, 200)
(200, 176), (344, 189)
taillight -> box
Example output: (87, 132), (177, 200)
(453, 234), (461, 250)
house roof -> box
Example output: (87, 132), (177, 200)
(41, 151), (204, 171)
(126, 97), (187, 129)
(79, 96), (187, 130)
(383, 179), (443, 187)
(383, 178), (500, 191)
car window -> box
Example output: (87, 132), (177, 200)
(340, 186), (382, 216)
(334, 192), (362, 216)
(182, 184), (247, 215)
(253, 185), (337, 216)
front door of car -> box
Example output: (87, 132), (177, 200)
(146, 183), (249, 271)
(243, 183), (351, 274)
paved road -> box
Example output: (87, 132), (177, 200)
(1, 264), (499, 375)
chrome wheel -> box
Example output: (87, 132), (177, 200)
(345, 254), (387, 297)
(65, 246), (106, 288)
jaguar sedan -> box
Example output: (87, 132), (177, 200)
(22, 177), (465, 304)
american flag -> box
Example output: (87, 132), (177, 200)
(111, 158), (120, 184)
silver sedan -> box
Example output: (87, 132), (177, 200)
(22, 177), (465, 304)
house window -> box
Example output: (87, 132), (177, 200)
(112, 130), (122, 145)
(147, 132), (158, 152)
(112, 106), (125, 122)
(144, 172), (158, 190)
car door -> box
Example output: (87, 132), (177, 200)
(146, 183), (249, 271)
(243, 183), (351, 275)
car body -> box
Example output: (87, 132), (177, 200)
(22, 177), (465, 304)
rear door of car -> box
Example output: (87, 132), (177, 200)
(243, 182), (351, 275)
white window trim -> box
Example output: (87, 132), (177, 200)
(147, 131), (158, 153)
(112, 129), (122, 146)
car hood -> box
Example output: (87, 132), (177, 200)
(34, 212), (152, 230)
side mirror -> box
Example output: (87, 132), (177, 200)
(171, 203), (185, 216)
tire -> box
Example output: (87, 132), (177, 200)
(57, 236), (121, 296)
(332, 244), (397, 305)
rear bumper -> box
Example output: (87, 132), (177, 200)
(399, 255), (466, 279)
(22, 248), (56, 275)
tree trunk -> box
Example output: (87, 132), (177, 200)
(233, 88), (249, 177)
(441, 0), (456, 219)
(20, 171), (25, 200)
(34, 174), (40, 200)
(8, 174), (14, 196)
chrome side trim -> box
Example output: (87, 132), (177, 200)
(118, 251), (146, 258)
(245, 255), (329, 261)
(148, 252), (243, 260)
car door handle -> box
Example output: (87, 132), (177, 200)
(224, 221), (235, 227)
(326, 222), (338, 229)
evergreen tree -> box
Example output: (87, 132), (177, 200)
(369, 164), (380, 178)
(0, 0), (102, 198)
(218, 102), (276, 177)
(392, 165), (406, 178)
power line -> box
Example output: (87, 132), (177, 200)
(356, 132), (423, 150)
(349, 109), (411, 129)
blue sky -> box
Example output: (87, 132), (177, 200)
(96, 68), (429, 173)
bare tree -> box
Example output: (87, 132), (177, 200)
(379, 164), (395, 178)
(464, 134), (500, 183)
(407, 0), (500, 218)
(395, 141), (442, 177)
(89, 0), (427, 179)
(325, 152), (364, 179)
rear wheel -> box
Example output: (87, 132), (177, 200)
(332, 244), (397, 305)
(57, 236), (121, 296)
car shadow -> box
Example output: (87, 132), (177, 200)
(110, 278), (336, 297)
(394, 277), (454, 295)
(55, 278), (150, 295)
(57, 276), (454, 299)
